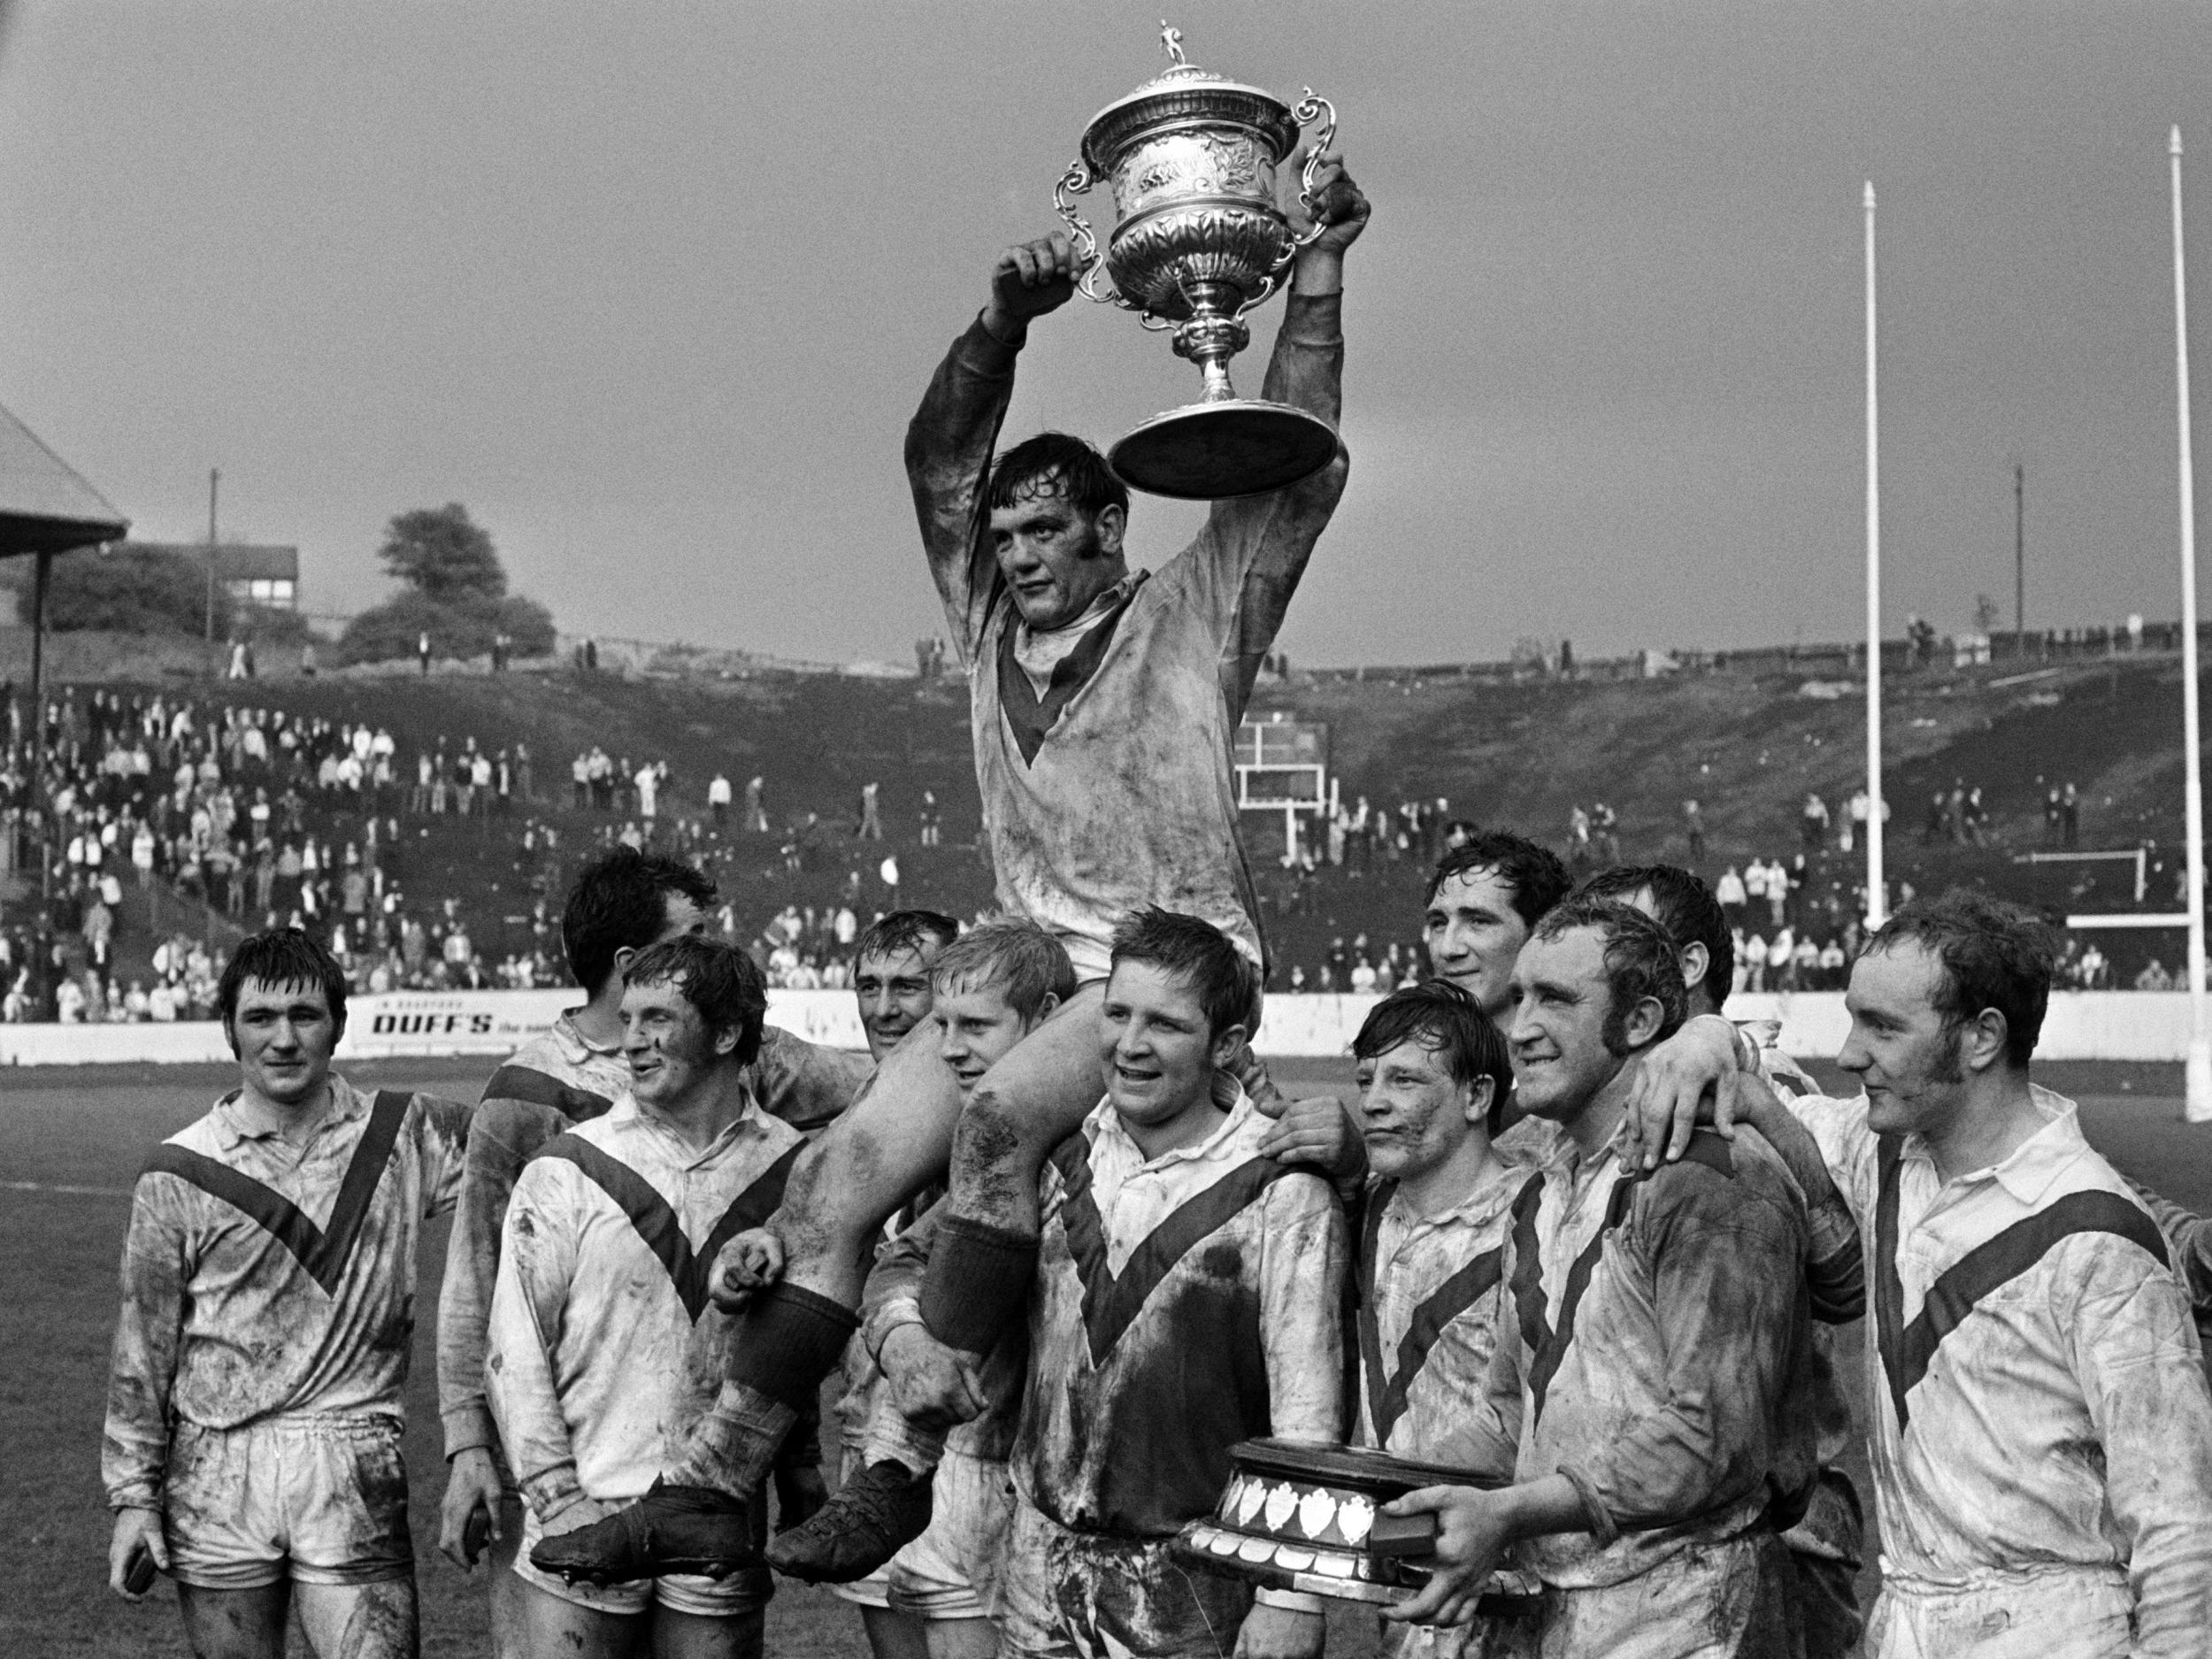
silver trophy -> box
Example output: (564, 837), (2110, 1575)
(1056, 24), (1340, 500)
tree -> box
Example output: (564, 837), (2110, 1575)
(339, 589), (555, 665)
(379, 503), (506, 601)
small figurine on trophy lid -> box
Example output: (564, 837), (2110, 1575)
(1054, 23), (1342, 500)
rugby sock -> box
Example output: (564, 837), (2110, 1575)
(861, 1387), (948, 1478)
(918, 1214), (1038, 1356)
(670, 1284), (858, 1496)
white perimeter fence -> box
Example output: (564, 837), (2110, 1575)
(0, 988), (2199, 1068)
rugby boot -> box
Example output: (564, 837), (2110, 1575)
(529, 1479), (759, 1584)
(764, 1460), (933, 1584)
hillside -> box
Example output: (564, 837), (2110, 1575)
(4, 634), (2201, 995)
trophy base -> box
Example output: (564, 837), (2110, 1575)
(1108, 400), (1340, 501)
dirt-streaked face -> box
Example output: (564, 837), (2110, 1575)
(622, 975), (733, 1108)
(229, 978), (341, 1109)
(987, 483), (1126, 631)
(1356, 1037), (1485, 1184)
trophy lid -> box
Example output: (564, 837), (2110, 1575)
(1079, 24), (1300, 174)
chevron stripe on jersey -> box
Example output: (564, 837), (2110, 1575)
(482, 1064), (616, 1123)
(1356, 1173), (1537, 1445)
(538, 1135), (803, 1320)
(1874, 1134), (2170, 1432)
(1048, 1130), (1295, 1365)
(138, 1090), (411, 1295)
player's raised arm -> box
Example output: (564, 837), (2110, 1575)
(1182, 150), (1369, 710)
(905, 233), (1079, 657)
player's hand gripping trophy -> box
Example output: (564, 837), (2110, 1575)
(1030, 22), (1364, 499)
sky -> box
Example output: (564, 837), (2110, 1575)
(0, 1), (2208, 668)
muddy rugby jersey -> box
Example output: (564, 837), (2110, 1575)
(1351, 1164), (1536, 1471)
(1790, 1084), (2212, 1654)
(1470, 1124), (1819, 1593)
(104, 1077), (469, 1510)
(1012, 1090), (1345, 1543)
(906, 295), (1348, 981)
(486, 1093), (805, 1520)
(437, 1013), (871, 1459)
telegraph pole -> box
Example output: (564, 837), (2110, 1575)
(2015, 462), (2025, 652)
(2171, 127), (2210, 1122)
(204, 467), (219, 644)
(1864, 182), (1886, 928)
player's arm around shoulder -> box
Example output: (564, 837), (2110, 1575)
(749, 1025), (875, 1135)
(2060, 1226), (2212, 1651)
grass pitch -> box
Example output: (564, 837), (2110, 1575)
(4, 1057), (2203, 1655)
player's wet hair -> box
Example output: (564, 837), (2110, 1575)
(1109, 907), (1259, 1041)
(1579, 864), (1734, 1015)
(623, 934), (768, 1067)
(562, 848), (717, 996)
(931, 921), (1077, 1025)
(219, 927), (348, 1037)
(856, 910), (961, 969)
(1426, 832), (1572, 930)
(987, 432), (1130, 521)
(1870, 890), (2059, 1070)
(1354, 979), (1514, 1135)
(1532, 895), (1687, 1055)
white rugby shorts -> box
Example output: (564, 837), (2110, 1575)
(164, 1413), (412, 1590)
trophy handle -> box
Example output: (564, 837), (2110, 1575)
(1054, 159), (1118, 306)
(1286, 91), (1339, 252)
(1235, 90), (1339, 322)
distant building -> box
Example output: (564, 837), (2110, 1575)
(120, 541), (299, 612)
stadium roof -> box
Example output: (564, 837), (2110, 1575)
(0, 400), (128, 557)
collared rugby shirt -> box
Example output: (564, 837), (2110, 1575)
(1474, 1124), (1818, 1591)
(487, 1093), (804, 1518)
(104, 1075), (470, 1510)
(437, 1013), (869, 1457)
(1352, 1164), (1534, 1473)
(1791, 1085), (2212, 1649)
(907, 295), (1348, 980)
(1014, 1091), (1346, 1544)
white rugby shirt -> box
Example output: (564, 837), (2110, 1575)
(1791, 1084), (2212, 1652)
(104, 1077), (470, 1510)
(486, 1093), (804, 1521)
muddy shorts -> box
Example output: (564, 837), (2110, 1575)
(1485, 1530), (1798, 1659)
(1867, 1567), (2133, 1659)
(998, 1498), (1255, 1659)
(887, 1448), (1016, 1622)
(514, 1493), (772, 1620)
(165, 1412), (413, 1590)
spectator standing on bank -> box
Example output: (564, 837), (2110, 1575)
(419, 630), (433, 676)
(634, 761), (659, 823)
(709, 772), (733, 827)
(1801, 792), (1830, 851)
(1845, 788), (1868, 854)
(1682, 798), (1705, 863)
(857, 780), (883, 841)
(918, 788), (941, 847)
(1716, 864), (1747, 928)
(2062, 782), (2081, 848)
(744, 775), (767, 833)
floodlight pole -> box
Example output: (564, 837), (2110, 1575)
(2169, 128), (2211, 1122)
(1864, 181), (1886, 930)
(29, 549), (52, 900)
(204, 467), (219, 646)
